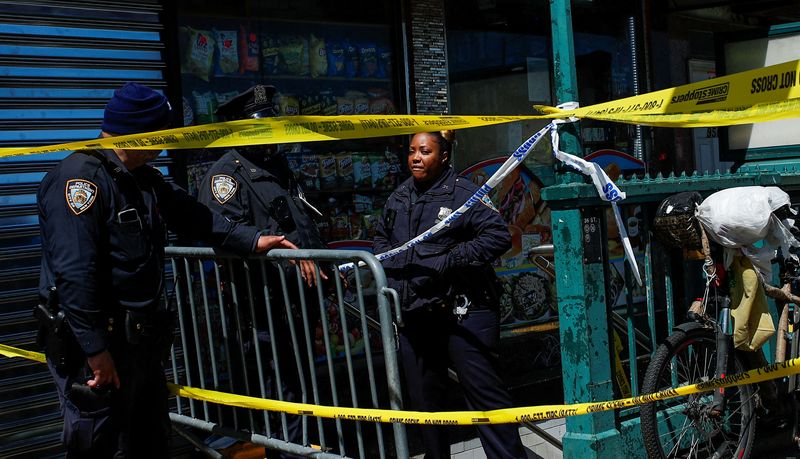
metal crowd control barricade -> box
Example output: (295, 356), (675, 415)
(162, 247), (407, 459)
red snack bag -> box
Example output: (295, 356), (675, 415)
(239, 25), (259, 74)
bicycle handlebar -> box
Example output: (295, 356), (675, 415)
(763, 282), (800, 305)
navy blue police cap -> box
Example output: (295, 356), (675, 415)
(215, 84), (279, 121)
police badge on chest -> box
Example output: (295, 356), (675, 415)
(435, 207), (452, 224)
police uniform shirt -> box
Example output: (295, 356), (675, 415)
(198, 148), (326, 249)
(38, 149), (260, 356)
(374, 167), (511, 312)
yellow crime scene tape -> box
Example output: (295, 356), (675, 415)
(536, 58), (800, 127)
(0, 59), (799, 159)
(1, 60), (800, 424)
(2, 342), (799, 425)
(0, 115), (530, 158)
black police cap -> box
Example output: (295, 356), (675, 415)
(215, 84), (279, 121)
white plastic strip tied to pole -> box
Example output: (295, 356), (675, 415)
(340, 103), (643, 287)
(550, 103), (642, 286)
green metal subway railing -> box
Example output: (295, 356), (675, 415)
(541, 166), (800, 458)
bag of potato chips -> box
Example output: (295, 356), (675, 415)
(326, 40), (345, 76)
(336, 152), (354, 189)
(238, 25), (259, 74)
(214, 29), (239, 75)
(261, 35), (280, 75)
(310, 34), (328, 78)
(182, 27), (215, 82)
(319, 153), (338, 190)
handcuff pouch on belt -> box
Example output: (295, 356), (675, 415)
(453, 294), (471, 322)
(34, 287), (83, 371)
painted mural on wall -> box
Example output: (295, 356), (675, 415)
(461, 158), (556, 327)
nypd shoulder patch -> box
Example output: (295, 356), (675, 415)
(211, 174), (238, 204)
(65, 179), (98, 215)
(480, 195), (499, 212)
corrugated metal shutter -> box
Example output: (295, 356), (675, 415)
(0, 1), (168, 456)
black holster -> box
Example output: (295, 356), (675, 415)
(34, 288), (83, 371)
(68, 382), (112, 413)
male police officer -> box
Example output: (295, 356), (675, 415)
(197, 84), (329, 454)
(37, 82), (297, 458)
(198, 84), (327, 257)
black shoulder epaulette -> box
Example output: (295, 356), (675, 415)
(77, 149), (125, 179)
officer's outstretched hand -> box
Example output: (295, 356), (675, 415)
(255, 235), (294, 252)
(298, 260), (329, 288)
(254, 235), (327, 287)
(87, 350), (121, 389)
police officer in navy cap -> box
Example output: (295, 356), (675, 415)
(37, 82), (295, 458)
(198, 84), (329, 455)
(375, 130), (525, 459)
(199, 85), (327, 257)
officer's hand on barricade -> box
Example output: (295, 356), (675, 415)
(299, 260), (328, 288)
(256, 234), (328, 287)
(87, 350), (121, 390)
(255, 234), (294, 252)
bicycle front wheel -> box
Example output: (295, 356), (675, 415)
(640, 325), (756, 459)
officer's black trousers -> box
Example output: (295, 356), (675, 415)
(246, 326), (309, 457)
(241, 288), (321, 459)
(48, 339), (170, 458)
(399, 306), (526, 459)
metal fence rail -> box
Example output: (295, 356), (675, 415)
(163, 247), (407, 459)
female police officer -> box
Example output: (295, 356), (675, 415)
(37, 82), (295, 458)
(374, 131), (525, 458)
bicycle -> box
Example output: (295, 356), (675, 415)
(639, 222), (800, 459)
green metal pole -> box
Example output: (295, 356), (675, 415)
(550, 0), (580, 170)
(548, 0), (622, 457)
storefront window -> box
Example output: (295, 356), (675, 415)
(445, 0), (561, 396)
(175, 0), (404, 247)
(446, 4), (554, 172)
(571, 0), (637, 157)
(173, 1), (404, 364)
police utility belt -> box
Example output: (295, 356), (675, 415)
(34, 287), (82, 371)
(34, 287), (172, 371)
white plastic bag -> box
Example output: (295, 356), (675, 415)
(696, 186), (798, 279)
(696, 186), (788, 247)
